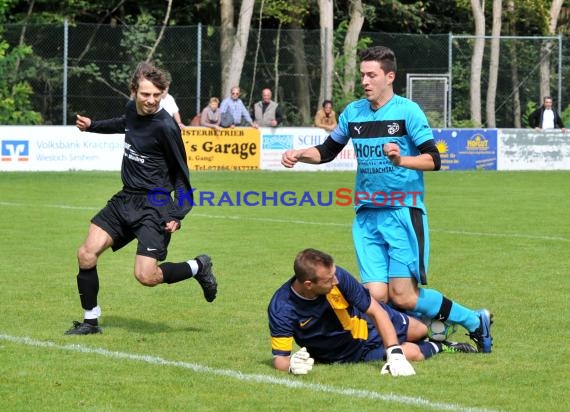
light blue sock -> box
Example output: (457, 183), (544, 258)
(414, 288), (480, 332)
(447, 300), (480, 332)
(414, 288), (442, 318)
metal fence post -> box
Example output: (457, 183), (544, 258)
(448, 32), (452, 128)
(196, 23), (202, 117)
(63, 19), (68, 125)
(558, 34), (562, 113)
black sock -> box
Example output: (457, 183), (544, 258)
(77, 266), (99, 310)
(196, 258), (203, 274)
(160, 262), (193, 284)
(84, 318), (98, 326)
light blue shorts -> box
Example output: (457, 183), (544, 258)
(353, 207), (429, 285)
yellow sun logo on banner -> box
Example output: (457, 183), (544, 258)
(435, 139), (448, 154)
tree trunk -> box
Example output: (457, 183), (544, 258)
(342, 0), (364, 99)
(290, 23), (311, 125)
(224, 0), (255, 99)
(506, 0), (520, 128)
(248, 0), (265, 107)
(220, 0), (235, 97)
(470, 0), (485, 127)
(273, 21), (282, 102)
(318, 0), (334, 104)
(485, 0), (501, 128)
(539, 0), (563, 102)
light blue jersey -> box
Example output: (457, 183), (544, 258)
(331, 95), (434, 212)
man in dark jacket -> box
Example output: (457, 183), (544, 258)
(528, 96), (567, 131)
(66, 62), (218, 335)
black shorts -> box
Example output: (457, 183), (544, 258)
(91, 189), (172, 261)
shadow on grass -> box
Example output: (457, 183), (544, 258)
(102, 315), (203, 334)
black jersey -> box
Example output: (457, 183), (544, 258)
(88, 100), (193, 221)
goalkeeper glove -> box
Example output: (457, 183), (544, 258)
(381, 345), (416, 377)
(289, 347), (314, 375)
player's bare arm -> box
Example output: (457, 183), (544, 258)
(366, 298), (399, 348)
(272, 355), (290, 372)
(281, 147), (322, 168)
(383, 142), (438, 171)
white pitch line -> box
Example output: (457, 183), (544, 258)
(0, 334), (497, 412)
(0, 201), (567, 242)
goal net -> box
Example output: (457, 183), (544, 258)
(406, 74), (449, 128)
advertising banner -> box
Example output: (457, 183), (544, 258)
(0, 126), (123, 171)
(432, 129), (497, 170)
(498, 129), (570, 170)
(260, 127), (356, 171)
(182, 127), (260, 171)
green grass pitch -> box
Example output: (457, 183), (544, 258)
(0, 170), (569, 411)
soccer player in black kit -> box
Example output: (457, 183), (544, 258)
(65, 62), (217, 335)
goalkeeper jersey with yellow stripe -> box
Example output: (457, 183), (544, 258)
(268, 266), (380, 364)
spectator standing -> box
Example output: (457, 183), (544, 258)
(200, 97), (222, 129)
(251, 88), (283, 127)
(528, 96), (567, 131)
(219, 86), (257, 127)
(314, 99), (337, 132)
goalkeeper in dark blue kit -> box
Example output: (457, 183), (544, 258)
(65, 62), (217, 335)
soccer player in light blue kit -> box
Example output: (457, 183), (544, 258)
(281, 46), (492, 353)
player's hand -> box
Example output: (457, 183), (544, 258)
(281, 150), (300, 168)
(289, 347), (314, 375)
(381, 346), (416, 376)
(164, 220), (180, 233)
(76, 114), (92, 131)
(383, 142), (401, 166)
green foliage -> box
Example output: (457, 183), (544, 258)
(262, 0), (309, 25)
(522, 100), (538, 128)
(332, 21), (372, 112)
(425, 111), (444, 128)
(108, 13), (163, 87)
(560, 104), (570, 128)
(0, 40), (42, 124)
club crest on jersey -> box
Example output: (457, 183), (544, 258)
(387, 122), (400, 135)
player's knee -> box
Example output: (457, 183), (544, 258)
(371, 289), (388, 303)
(77, 244), (96, 268)
(389, 287), (417, 310)
(401, 343), (424, 361)
(364, 282), (389, 303)
(134, 269), (161, 287)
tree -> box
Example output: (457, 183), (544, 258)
(470, 0), (485, 127)
(221, 0), (255, 99)
(539, 0), (564, 102)
(506, 0), (521, 127)
(341, 0), (364, 102)
(0, 1), (42, 124)
(485, 0), (502, 128)
(317, 0), (333, 105)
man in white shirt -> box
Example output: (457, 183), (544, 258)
(529, 96), (567, 132)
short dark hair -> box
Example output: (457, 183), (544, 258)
(130, 62), (169, 94)
(322, 99), (333, 108)
(358, 46), (397, 74)
(293, 248), (334, 282)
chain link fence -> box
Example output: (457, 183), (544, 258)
(2, 22), (568, 127)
